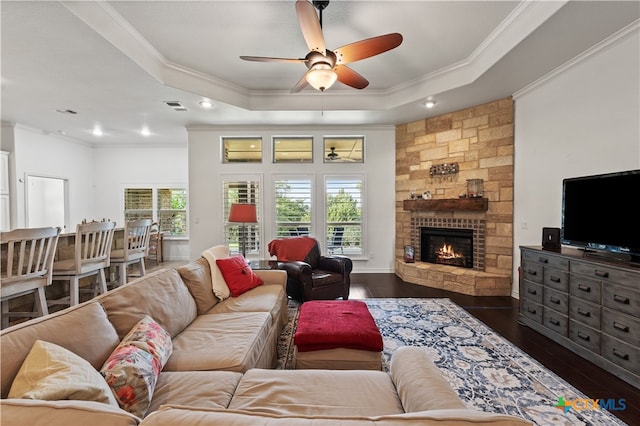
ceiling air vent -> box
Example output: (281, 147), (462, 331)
(164, 101), (188, 111)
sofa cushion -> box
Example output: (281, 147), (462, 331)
(164, 312), (272, 373)
(97, 269), (197, 340)
(101, 316), (173, 418)
(202, 245), (231, 300)
(390, 347), (466, 412)
(209, 284), (287, 329)
(142, 406), (532, 425)
(8, 340), (118, 407)
(147, 371), (243, 414)
(216, 256), (264, 297)
(0, 399), (140, 426)
(0, 301), (120, 399)
(177, 258), (217, 314)
(228, 368), (404, 416)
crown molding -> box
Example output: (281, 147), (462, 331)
(514, 19), (639, 99)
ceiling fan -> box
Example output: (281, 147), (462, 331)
(240, 0), (403, 93)
(326, 146), (339, 160)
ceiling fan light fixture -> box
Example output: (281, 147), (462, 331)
(306, 63), (337, 92)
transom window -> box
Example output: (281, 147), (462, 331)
(324, 136), (364, 163)
(222, 137), (262, 163)
(273, 137), (313, 163)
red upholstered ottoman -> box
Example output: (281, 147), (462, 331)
(293, 300), (383, 370)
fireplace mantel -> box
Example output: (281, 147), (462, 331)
(403, 198), (488, 212)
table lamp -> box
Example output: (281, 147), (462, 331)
(228, 203), (257, 258)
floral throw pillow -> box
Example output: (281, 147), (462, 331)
(101, 315), (172, 418)
(216, 255), (264, 297)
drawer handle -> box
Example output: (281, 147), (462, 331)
(613, 322), (630, 333)
(549, 318), (561, 326)
(577, 284), (591, 293)
(538, 257), (549, 264)
(594, 269), (609, 278)
(549, 296), (561, 305)
(577, 332), (590, 341)
(577, 308), (590, 317)
(527, 307), (537, 315)
(527, 269), (538, 276)
(613, 294), (630, 305)
(527, 288), (537, 295)
(613, 348), (629, 361)
(550, 275), (561, 283)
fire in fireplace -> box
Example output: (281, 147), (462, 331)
(421, 227), (473, 268)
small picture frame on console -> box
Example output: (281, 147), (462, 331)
(404, 245), (415, 263)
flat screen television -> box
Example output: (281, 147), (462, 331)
(561, 169), (640, 264)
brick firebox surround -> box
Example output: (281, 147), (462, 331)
(395, 97), (513, 296)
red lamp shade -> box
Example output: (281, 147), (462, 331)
(228, 203), (257, 223)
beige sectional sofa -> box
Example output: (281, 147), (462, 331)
(1, 254), (530, 426)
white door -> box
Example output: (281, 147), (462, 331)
(26, 175), (67, 230)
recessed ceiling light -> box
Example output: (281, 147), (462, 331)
(141, 127), (150, 137)
(93, 127), (103, 136)
(424, 99), (436, 108)
(199, 100), (213, 109)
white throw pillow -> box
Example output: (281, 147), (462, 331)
(202, 245), (231, 300)
(8, 340), (119, 407)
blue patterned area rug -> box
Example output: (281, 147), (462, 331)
(276, 298), (626, 426)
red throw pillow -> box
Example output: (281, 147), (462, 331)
(215, 255), (264, 297)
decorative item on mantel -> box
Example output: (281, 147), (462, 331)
(429, 162), (459, 181)
(466, 179), (484, 198)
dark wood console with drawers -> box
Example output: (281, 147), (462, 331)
(519, 246), (639, 389)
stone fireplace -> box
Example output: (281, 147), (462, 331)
(395, 97), (514, 296)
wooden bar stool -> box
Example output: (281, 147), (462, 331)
(1, 227), (61, 328)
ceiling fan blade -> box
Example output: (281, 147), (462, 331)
(240, 56), (306, 64)
(296, 0), (325, 55)
(290, 72), (310, 93)
(334, 65), (369, 89)
(334, 33), (403, 65)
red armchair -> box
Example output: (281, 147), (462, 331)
(268, 237), (352, 302)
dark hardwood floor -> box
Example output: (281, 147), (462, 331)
(350, 273), (638, 425)
(145, 263), (638, 424)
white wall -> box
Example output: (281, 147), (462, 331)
(513, 25), (640, 297)
(10, 125), (96, 232)
(92, 145), (189, 260)
(187, 125), (396, 271)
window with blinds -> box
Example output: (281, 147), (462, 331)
(325, 175), (364, 255)
(124, 188), (153, 221)
(157, 188), (187, 235)
(123, 187), (188, 236)
(274, 176), (312, 237)
(223, 177), (261, 256)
